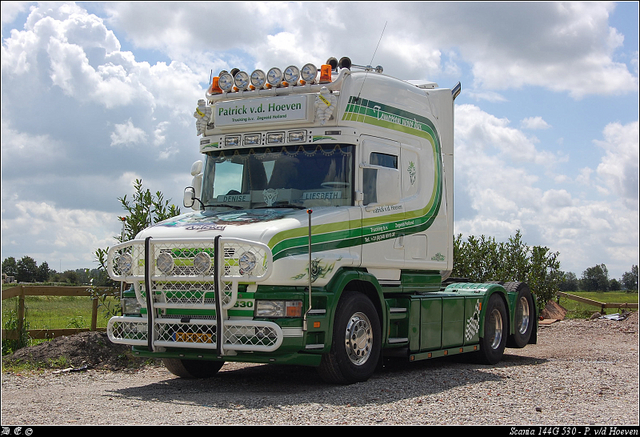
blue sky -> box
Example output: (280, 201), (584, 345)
(1, 2), (638, 280)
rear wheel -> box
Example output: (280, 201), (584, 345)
(474, 293), (508, 364)
(505, 282), (535, 348)
(162, 358), (224, 378)
(318, 291), (381, 384)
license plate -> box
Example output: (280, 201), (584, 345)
(175, 332), (213, 343)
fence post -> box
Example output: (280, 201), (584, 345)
(91, 296), (99, 331)
(17, 285), (25, 349)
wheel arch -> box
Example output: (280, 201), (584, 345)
(322, 268), (387, 347)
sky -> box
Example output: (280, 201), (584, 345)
(1, 2), (638, 280)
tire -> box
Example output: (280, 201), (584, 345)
(505, 282), (535, 348)
(474, 293), (508, 365)
(162, 358), (224, 379)
(318, 291), (381, 384)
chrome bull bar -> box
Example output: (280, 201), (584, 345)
(106, 235), (277, 355)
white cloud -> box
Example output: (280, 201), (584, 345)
(521, 116), (551, 130)
(1, 200), (120, 270)
(110, 118), (147, 147)
(594, 121), (639, 209)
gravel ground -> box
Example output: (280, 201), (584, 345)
(2, 312), (638, 426)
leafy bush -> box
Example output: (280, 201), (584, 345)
(452, 230), (562, 312)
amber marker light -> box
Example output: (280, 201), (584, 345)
(319, 64), (332, 83)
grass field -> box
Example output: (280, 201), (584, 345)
(557, 291), (638, 319)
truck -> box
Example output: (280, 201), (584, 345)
(106, 56), (537, 384)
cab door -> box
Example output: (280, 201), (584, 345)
(359, 135), (404, 280)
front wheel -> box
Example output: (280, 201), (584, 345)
(318, 291), (381, 384)
(162, 358), (224, 379)
(474, 293), (508, 365)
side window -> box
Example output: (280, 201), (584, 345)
(364, 152), (398, 205)
(370, 152), (398, 169)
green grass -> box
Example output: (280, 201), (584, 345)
(557, 291), (638, 319)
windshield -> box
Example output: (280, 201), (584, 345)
(201, 144), (354, 209)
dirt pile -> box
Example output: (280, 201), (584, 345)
(3, 331), (153, 370)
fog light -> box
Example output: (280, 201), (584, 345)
(156, 252), (174, 274)
(117, 253), (133, 275)
(193, 252), (212, 274)
(238, 251), (257, 275)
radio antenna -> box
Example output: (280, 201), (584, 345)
(356, 21), (387, 101)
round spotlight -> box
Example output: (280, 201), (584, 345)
(234, 71), (250, 91)
(193, 252), (212, 274)
(218, 72), (234, 92)
(156, 252), (174, 274)
(300, 63), (318, 83)
(251, 69), (266, 89)
(117, 253), (133, 275)
(283, 65), (300, 84)
(266, 67), (282, 87)
(238, 251), (257, 275)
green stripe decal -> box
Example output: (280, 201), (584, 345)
(269, 96), (443, 261)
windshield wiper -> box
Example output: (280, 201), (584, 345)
(255, 203), (306, 210)
(203, 203), (244, 210)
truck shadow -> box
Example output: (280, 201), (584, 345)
(109, 351), (548, 410)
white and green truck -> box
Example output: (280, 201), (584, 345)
(107, 57), (537, 384)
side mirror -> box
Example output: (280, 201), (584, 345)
(183, 186), (196, 208)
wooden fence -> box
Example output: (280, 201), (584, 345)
(558, 291), (638, 314)
(2, 285), (119, 342)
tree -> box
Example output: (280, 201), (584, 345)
(453, 230), (562, 311)
(559, 271), (579, 292)
(622, 265), (638, 292)
(95, 179), (181, 278)
(16, 256), (38, 283)
(2, 257), (18, 277)
(36, 261), (50, 282)
(581, 264), (609, 292)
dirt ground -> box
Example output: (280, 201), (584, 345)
(2, 330), (152, 371)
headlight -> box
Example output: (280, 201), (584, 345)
(234, 71), (250, 91)
(267, 67), (282, 87)
(283, 65), (300, 84)
(193, 251), (212, 274)
(156, 252), (174, 274)
(256, 300), (302, 318)
(116, 253), (133, 275)
(218, 72), (234, 92)
(121, 296), (142, 315)
(300, 63), (317, 83)
(251, 69), (266, 89)
(238, 251), (257, 275)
